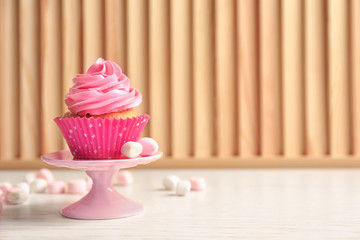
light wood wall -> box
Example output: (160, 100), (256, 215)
(0, 0), (359, 168)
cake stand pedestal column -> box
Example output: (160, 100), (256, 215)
(61, 168), (143, 220)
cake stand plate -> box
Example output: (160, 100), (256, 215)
(41, 150), (162, 220)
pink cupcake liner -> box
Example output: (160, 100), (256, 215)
(54, 114), (150, 159)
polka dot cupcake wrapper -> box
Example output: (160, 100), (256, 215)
(54, 114), (150, 159)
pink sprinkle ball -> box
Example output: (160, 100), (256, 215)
(117, 170), (133, 186)
(138, 137), (158, 156)
(47, 181), (65, 194)
(66, 179), (87, 194)
(189, 177), (207, 191)
(36, 168), (54, 183)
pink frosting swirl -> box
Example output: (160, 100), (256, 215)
(65, 58), (142, 116)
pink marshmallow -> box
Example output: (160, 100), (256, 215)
(117, 170), (133, 186)
(189, 177), (207, 191)
(47, 181), (65, 194)
(36, 168), (54, 183)
(0, 182), (12, 195)
(0, 189), (3, 204)
(138, 137), (159, 156)
(66, 179), (87, 194)
(85, 177), (93, 191)
(0, 199), (2, 215)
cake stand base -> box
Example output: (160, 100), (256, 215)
(61, 169), (143, 220)
(41, 150), (162, 220)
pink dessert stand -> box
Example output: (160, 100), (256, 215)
(41, 150), (162, 220)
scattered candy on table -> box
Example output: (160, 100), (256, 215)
(47, 181), (66, 194)
(66, 179), (87, 195)
(137, 138), (158, 156)
(117, 170), (133, 186)
(24, 172), (37, 184)
(14, 182), (30, 194)
(162, 175), (208, 197)
(30, 179), (48, 193)
(0, 165), (208, 211)
(189, 177), (207, 191)
(6, 187), (29, 205)
(176, 180), (191, 196)
(121, 141), (143, 158)
(36, 168), (54, 183)
(0, 182), (12, 194)
(163, 175), (181, 190)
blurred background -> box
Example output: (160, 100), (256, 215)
(0, 0), (359, 168)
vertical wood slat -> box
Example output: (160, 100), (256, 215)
(149, 0), (170, 155)
(62, 0), (81, 149)
(215, 0), (236, 156)
(19, 0), (41, 159)
(83, 0), (104, 69)
(41, 0), (62, 153)
(282, 0), (304, 156)
(0, 0), (2, 158)
(352, 0), (360, 155)
(0, 0), (19, 160)
(105, 0), (127, 70)
(305, 0), (328, 156)
(170, 0), (192, 157)
(193, 0), (215, 157)
(238, 0), (259, 156)
(328, 0), (350, 156)
(259, 0), (282, 155)
(127, 0), (149, 136)
(62, 0), (81, 112)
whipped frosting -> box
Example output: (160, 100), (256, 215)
(65, 58), (142, 116)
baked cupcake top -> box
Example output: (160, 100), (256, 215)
(65, 58), (142, 116)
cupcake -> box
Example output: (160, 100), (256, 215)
(55, 58), (150, 159)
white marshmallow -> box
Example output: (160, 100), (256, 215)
(176, 180), (191, 196)
(14, 182), (30, 194)
(121, 141), (143, 158)
(163, 175), (180, 190)
(24, 172), (37, 184)
(30, 179), (47, 193)
(6, 188), (29, 204)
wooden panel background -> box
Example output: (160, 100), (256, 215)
(0, 0), (359, 169)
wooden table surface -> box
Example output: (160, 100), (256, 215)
(1, 169), (360, 239)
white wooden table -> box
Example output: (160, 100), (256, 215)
(1, 169), (360, 239)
